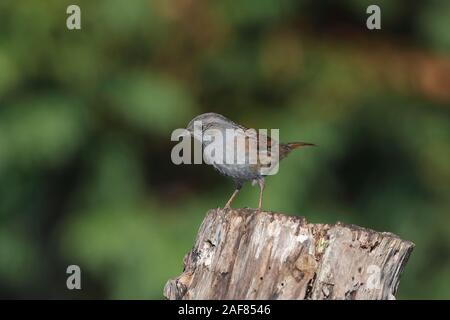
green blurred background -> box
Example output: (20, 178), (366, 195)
(0, 0), (449, 299)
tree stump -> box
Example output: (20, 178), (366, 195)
(164, 208), (414, 300)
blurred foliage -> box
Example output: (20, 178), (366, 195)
(0, 0), (449, 299)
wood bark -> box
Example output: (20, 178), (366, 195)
(164, 208), (414, 300)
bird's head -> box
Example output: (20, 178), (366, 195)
(186, 112), (232, 133)
(182, 113), (236, 141)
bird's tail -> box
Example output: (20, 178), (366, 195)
(279, 142), (315, 159)
(285, 142), (315, 148)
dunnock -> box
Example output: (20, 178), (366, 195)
(184, 112), (314, 210)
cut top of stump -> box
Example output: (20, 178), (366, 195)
(164, 208), (414, 300)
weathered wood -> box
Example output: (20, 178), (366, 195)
(164, 208), (414, 300)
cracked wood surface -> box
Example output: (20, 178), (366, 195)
(164, 208), (414, 300)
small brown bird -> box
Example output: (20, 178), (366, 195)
(184, 113), (314, 210)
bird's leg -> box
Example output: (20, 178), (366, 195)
(257, 178), (265, 211)
(224, 182), (242, 209)
(224, 189), (239, 209)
